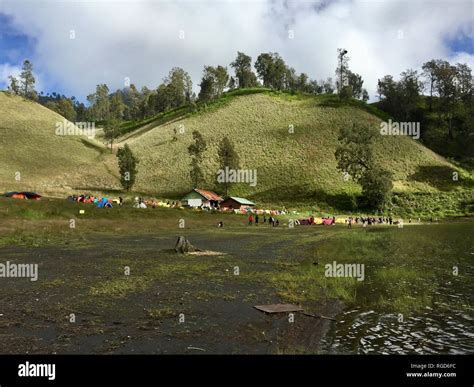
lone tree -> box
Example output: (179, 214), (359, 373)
(335, 49), (368, 101)
(336, 48), (349, 96)
(7, 75), (20, 95)
(117, 144), (139, 191)
(422, 59), (439, 111)
(187, 130), (207, 187)
(335, 124), (393, 209)
(19, 59), (37, 100)
(216, 136), (240, 196)
(103, 119), (121, 153)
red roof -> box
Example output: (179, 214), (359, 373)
(194, 189), (223, 201)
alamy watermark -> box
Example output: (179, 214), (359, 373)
(18, 362), (55, 381)
(380, 119), (420, 140)
(325, 261), (365, 282)
(55, 119), (96, 139)
(216, 167), (257, 187)
(0, 261), (38, 281)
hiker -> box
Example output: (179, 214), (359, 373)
(255, 214), (259, 225)
(275, 219), (279, 227)
(218, 221), (223, 228)
(119, 197), (123, 206)
(389, 217), (393, 225)
(263, 215), (267, 224)
(348, 217), (352, 229)
(248, 214), (254, 226)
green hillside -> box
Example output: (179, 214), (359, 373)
(1, 90), (472, 215)
(0, 92), (118, 196)
(118, 92), (472, 213)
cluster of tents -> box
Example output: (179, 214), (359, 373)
(133, 198), (176, 209)
(231, 208), (288, 215)
(3, 192), (41, 200)
(68, 194), (118, 208)
(297, 216), (346, 225)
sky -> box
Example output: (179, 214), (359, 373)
(0, 0), (472, 103)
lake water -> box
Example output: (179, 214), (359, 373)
(321, 222), (474, 354)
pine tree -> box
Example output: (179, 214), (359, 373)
(216, 136), (239, 196)
(188, 130), (207, 187)
(104, 119), (121, 153)
(117, 144), (139, 191)
(19, 60), (36, 99)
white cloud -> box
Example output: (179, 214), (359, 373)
(0, 0), (472, 101)
(0, 63), (20, 88)
(451, 51), (474, 70)
(0, 62), (45, 93)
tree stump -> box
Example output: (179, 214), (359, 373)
(175, 236), (200, 254)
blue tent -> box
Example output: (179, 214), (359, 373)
(96, 198), (109, 208)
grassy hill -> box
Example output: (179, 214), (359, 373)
(1, 90), (472, 215)
(0, 92), (118, 197)
(116, 91), (473, 214)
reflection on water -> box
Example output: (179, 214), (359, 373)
(321, 223), (474, 355)
(322, 307), (474, 354)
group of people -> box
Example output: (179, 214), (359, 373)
(247, 214), (280, 226)
(346, 216), (394, 227)
(345, 216), (422, 228)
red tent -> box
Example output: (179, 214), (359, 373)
(4, 192), (41, 200)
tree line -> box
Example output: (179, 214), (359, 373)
(377, 60), (473, 159)
(78, 51), (343, 123)
(6, 51), (343, 125)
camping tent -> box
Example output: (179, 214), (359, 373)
(4, 191), (41, 200)
(96, 198), (111, 208)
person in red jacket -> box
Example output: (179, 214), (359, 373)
(248, 214), (254, 225)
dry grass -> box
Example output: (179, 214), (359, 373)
(122, 93), (467, 204)
(1, 91), (471, 210)
(0, 92), (119, 196)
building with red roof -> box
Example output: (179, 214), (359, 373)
(181, 188), (223, 208)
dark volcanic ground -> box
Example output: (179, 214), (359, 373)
(0, 230), (341, 354)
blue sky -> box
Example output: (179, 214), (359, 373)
(0, 14), (35, 63)
(446, 34), (474, 55)
(0, 0), (473, 103)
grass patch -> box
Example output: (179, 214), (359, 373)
(146, 307), (175, 320)
(90, 276), (151, 298)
